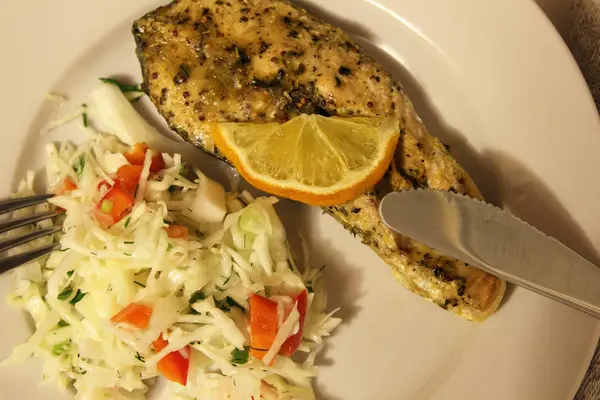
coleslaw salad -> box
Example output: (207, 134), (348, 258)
(1, 81), (341, 400)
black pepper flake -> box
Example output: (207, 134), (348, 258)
(237, 48), (250, 65)
(216, 0), (224, 4)
(199, 116), (206, 121)
(296, 64), (306, 75)
(375, 76), (381, 82)
(391, 102), (396, 110)
(312, 35), (320, 43)
(338, 66), (352, 75)
(283, 16), (292, 25)
(174, 64), (190, 85)
(351, 207), (361, 213)
(288, 30), (299, 38)
(335, 76), (342, 87)
(159, 87), (168, 105)
(240, 16), (249, 22)
(259, 40), (270, 54)
(241, 7), (249, 13)
(183, 91), (190, 98)
(367, 101), (374, 108)
(151, 72), (158, 79)
(434, 267), (444, 278)
(458, 284), (466, 297)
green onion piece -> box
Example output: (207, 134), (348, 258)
(52, 341), (71, 357)
(135, 352), (145, 363)
(134, 281), (146, 288)
(124, 217), (132, 228)
(73, 156), (85, 180)
(57, 320), (69, 328)
(81, 103), (88, 127)
(168, 185), (177, 193)
(69, 289), (87, 305)
(98, 77), (143, 93)
(231, 346), (249, 365)
(179, 163), (185, 175)
(167, 243), (173, 251)
(57, 288), (73, 300)
(100, 199), (114, 213)
(67, 270), (74, 278)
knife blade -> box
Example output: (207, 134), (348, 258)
(379, 189), (600, 319)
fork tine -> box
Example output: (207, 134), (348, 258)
(0, 194), (54, 214)
(0, 242), (59, 274)
(0, 210), (59, 234)
(0, 226), (61, 254)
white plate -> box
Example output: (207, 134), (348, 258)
(1, 1), (599, 399)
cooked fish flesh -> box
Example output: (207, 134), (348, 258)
(132, 0), (506, 321)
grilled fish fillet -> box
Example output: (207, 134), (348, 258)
(133, 0), (506, 321)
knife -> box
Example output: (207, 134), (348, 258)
(378, 189), (600, 319)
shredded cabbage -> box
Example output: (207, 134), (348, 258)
(3, 84), (341, 400)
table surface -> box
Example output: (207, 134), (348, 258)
(536, 0), (576, 36)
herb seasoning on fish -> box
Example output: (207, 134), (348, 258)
(133, 0), (505, 321)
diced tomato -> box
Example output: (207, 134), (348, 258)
(123, 143), (149, 165)
(57, 177), (77, 195)
(249, 294), (279, 362)
(95, 181), (135, 224)
(97, 179), (112, 194)
(124, 143), (165, 172)
(279, 290), (308, 357)
(92, 209), (116, 227)
(116, 164), (143, 194)
(110, 303), (153, 329)
(164, 225), (188, 240)
(153, 335), (190, 386)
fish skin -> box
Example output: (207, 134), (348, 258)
(133, 0), (505, 320)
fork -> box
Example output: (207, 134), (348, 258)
(0, 194), (60, 274)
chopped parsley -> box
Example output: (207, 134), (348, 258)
(179, 162), (186, 175)
(167, 243), (173, 251)
(57, 288), (73, 300)
(73, 156), (85, 180)
(82, 103), (88, 127)
(216, 297), (245, 313)
(134, 281), (146, 288)
(69, 289), (87, 305)
(52, 341), (71, 357)
(57, 320), (69, 328)
(135, 352), (145, 363)
(231, 346), (249, 365)
(124, 241), (134, 244)
(99, 77), (143, 93)
(189, 291), (205, 305)
(67, 270), (74, 278)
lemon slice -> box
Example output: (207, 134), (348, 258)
(210, 115), (399, 206)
